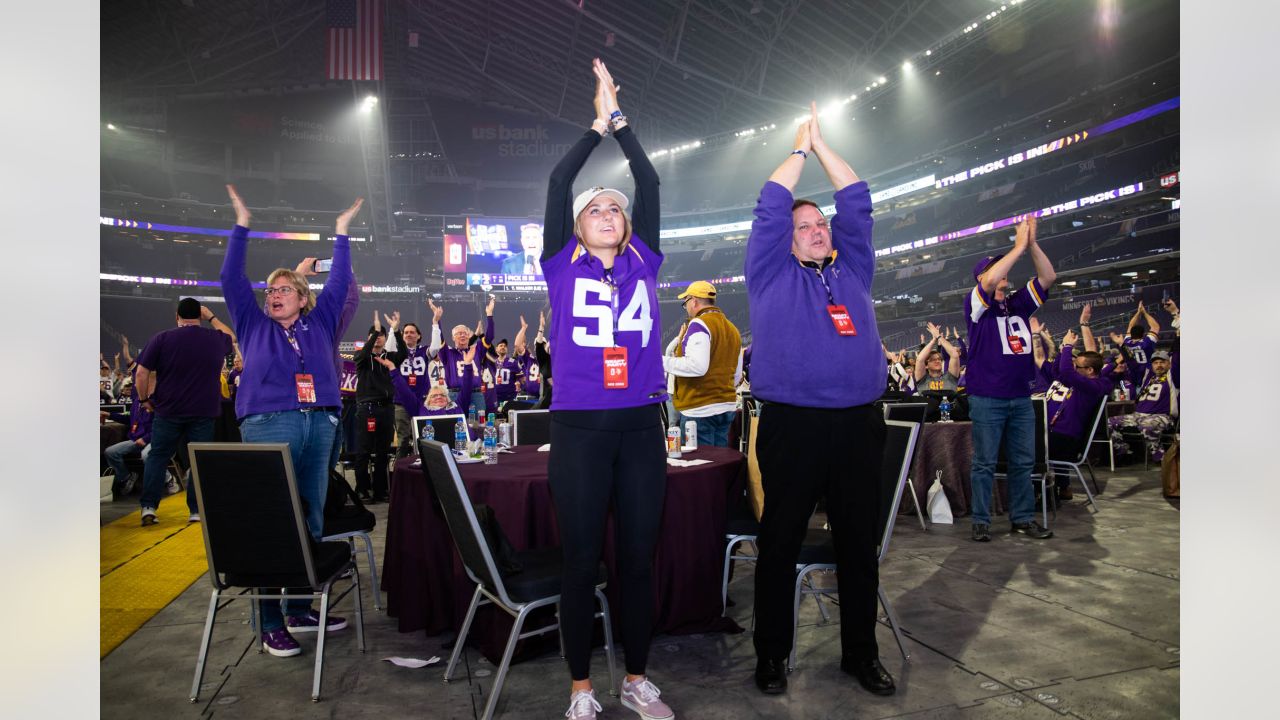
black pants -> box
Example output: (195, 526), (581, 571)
(354, 401), (394, 498)
(548, 405), (666, 680)
(752, 401), (886, 662)
(1048, 431), (1081, 489)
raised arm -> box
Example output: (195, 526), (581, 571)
(426, 299), (444, 358)
(120, 336), (134, 368)
(766, 118), (811, 192)
(979, 216), (1031, 295)
(935, 332), (962, 377)
(1023, 215), (1056, 289)
(594, 59), (661, 253)
(808, 101), (860, 191)
(1140, 301), (1161, 335)
(201, 305), (236, 342)
(543, 65), (609, 261)
(219, 185), (258, 329)
(1079, 303), (1097, 352)
(1126, 302), (1144, 334)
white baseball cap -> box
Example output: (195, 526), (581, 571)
(572, 186), (629, 219)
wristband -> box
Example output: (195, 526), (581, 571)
(609, 110), (622, 120)
(791, 149), (808, 159)
(609, 113), (628, 128)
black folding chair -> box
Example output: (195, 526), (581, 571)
(1047, 398), (1104, 512)
(187, 443), (365, 703)
(789, 420), (922, 671)
(882, 402), (930, 531)
(508, 408), (551, 447)
(418, 438), (617, 720)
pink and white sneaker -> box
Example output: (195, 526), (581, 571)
(620, 676), (674, 720)
(564, 689), (602, 719)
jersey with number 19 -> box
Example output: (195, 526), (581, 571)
(543, 239), (667, 410)
(963, 277), (1048, 398)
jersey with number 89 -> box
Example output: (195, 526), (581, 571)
(543, 240), (668, 410)
(963, 278), (1048, 398)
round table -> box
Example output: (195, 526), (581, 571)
(902, 421), (1010, 519)
(381, 445), (747, 662)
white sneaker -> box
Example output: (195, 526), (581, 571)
(620, 676), (674, 720)
(166, 475), (181, 495)
(140, 507), (158, 527)
(565, 689), (602, 719)
(188, 514), (200, 523)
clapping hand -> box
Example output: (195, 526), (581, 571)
(926, 321), (942, 339)
(428, 298), (444, 323)
(1030, 317), (1043, 335)
(335, 197), (365, 236)
(226, 184), (251, 227)
(375, 356), (396, 371)
(1079, 303), (1093, 324)
(383, 311), (400, 331)
(1109, 331), (1125, 346)
(1063, 329), (1079, 347)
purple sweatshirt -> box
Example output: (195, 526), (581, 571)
(1046, 344), (1112, 439)
(963, 278), (1048, 399)
(517, 350), (540, 397)
(221, 224), (352, 418)
(745, 181), (883, 408)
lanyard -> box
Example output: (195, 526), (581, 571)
(283, 323), (306, 372)
(1050, 387), (1071, 426)
(800, 255), (838, 305)
(603, 266), (621, 339)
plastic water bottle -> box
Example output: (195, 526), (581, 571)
(422, 421), (435, 443)
(666, 425), (683, 458)
(483, 414), (498, 464)
(684, 420), (698, 451)
(453, 420), (466, 454)
(939, 396), (952, 423)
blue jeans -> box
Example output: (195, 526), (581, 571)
(142, 415), (213, 513)
(677, 410), (736, 448)
(239, 408), (339, 631)
(104, 439), (150, 487)
(968, 395), (1037, 525)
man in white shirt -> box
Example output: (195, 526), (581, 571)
(662, 281), (743, 447)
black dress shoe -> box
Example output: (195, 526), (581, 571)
(841, 656), (896, 696)
(754, 657), (787, 695)
(1010, 520), (1053, 539)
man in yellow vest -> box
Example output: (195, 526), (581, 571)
(663, 281), (743, 447)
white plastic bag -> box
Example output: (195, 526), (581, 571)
(927, 470), (953, 525)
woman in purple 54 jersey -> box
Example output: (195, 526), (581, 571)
(542, 59), (674, 720)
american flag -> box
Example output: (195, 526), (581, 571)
(327, 0), (382, 81)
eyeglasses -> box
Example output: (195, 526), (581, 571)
(264, 286), (297, 297)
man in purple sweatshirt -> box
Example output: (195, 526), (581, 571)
(746, 104), (893, 698)
(1045, 329), (1112, 500)
(964, 215), (1056, 543)
(135, 299), (236, 526)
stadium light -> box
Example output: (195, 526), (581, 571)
(878, 76), (887, 84)
(106, 123), (117, 130)
(902, 61), (913, 71)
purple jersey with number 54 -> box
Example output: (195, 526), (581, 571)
(543, 239), (667, 410)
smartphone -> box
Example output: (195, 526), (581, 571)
(314, 257), (333, 273)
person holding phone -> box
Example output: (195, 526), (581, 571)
(542, 59), (673, 720)
(219, 184), (364, 658)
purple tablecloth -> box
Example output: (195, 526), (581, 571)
(903, 421), (1010, 519)
(382, 445), (746, 662)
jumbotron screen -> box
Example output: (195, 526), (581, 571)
(444, 217), (547, 292)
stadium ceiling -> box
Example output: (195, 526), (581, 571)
(102, 0), (1035, 141)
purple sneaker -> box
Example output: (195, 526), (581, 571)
(261, 627), (301, 657)
(285, 609), (348, 633)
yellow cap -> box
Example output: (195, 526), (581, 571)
(678, 280), (717, 300)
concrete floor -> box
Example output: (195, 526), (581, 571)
(100, 465), (1179, 719)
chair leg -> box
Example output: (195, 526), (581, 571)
(906, 478), (928, 532)
(312, 587), (332, 702)
(877, 586), (910, 661)
(1075, 464), (1098, 511)
(596, 588), (619, 697)
(358, 532), (383, 611)
(1107, 438), (1115, 472)
(481, 604), (529, 720)
(808, 577), (832, 624)
(444, 585), (483, 682)
(1085, 462), (1101, 498)
(721, 538), (738, 616)
(1040, 476), (1049, 528)
(189, 589), (221, 702)
(789, 570), (806, 672)
(352, 564), (366, 652)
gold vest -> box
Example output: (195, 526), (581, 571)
(673, 307), (741, 412)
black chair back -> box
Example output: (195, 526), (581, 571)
(883, 402), (929, 425)
(417, 438), (512, 605)
(188, 443), (319, 590)
(500, 399), (536, 416)
(509, 409), (551, 446)
(877, 420), (921, 561)
(413, 413), (470, 444)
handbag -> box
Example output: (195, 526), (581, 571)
(927, 470), (954, 524)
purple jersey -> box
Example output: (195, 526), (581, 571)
(543, 239), (667, 410)
(1135, 368), (1176, 416)
(227, 368), (242, 401)
(963, 278), (1048, 398)
(517, 351), (541, 398)
(1045, 345), (1111, 440)
(492, 355), (522, 401)
(1031, 359), (1057, 395)
(397, 343), (433, 403)
(391, 363), (474, 418)
(1122, 334), (1157, 385)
